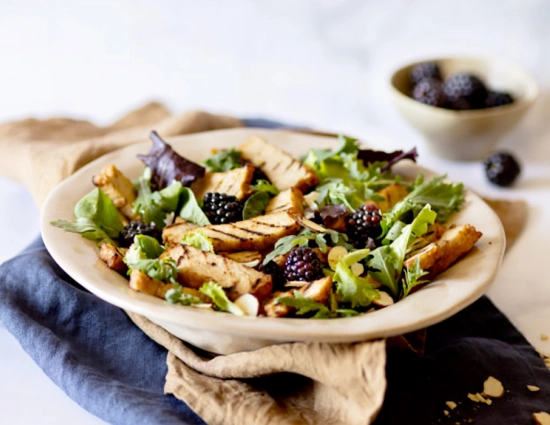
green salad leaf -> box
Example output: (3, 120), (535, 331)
(179, 187), (210, 226)
(276, 291), (331, 318)
(380, 174), (464, 240)
(333, 249), (380, 308)
(368, 204), (436, 297)
(123, 235), (178, 283)
(133, 167), (185, 229)
(199, 282), (244, 316)
(51, 187), (123, 244)
(242, 179), (280, 220)
(181, 230), (214, 252)
(401, 258), (429, 299)
(203, 148), (243, 172)
(165, 284), (204, 306)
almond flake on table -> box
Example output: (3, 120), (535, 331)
(482, 376), (505, 398)
(445, 401), (457, 410)
(532, 411), (550, 425)
(541, 334), (549, 341)
(527, 385), (541, 392)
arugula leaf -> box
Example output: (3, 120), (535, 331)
(179, 187), (210, 226)
(243, 191), (271, 220)
(181, 230), (214, 252)
(333, 249), (380, 308)
(368, 204), (436, 297)
(165, 285), (204, 306)
(302, 135), (359, 166)
(50, 217), (116, 245)
(380, 174), (464, 239)
(276, 291), (331, 318)
(199, 282), (244, 316)
(203, 148), (243, 172)
(401, 258), (429, 299)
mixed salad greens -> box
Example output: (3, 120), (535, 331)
(52, 131), (470, 319)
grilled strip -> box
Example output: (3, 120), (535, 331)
(161, 244), (273, 301)
(239, 136), (319, 192)
(190, 163), (255, 201)
(163, 211), (300, 252)
(265, 187), (305, 215)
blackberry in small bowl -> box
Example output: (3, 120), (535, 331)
(484, 152), (521, 187)
(346, 203), (382, 248)
(284, 247), (324, 282)
(203, 192), (244, 224)
(443, 73), (488, 109)
(119, 221), (162, 248)
(485, 91), (514, 108)
(412, 78), (447, 108)
(410, 62), (442, 85)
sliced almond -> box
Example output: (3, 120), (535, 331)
(443, 410), (449, 417)
(541, 334), (549, 341)
(533, 412), (550, 425)
(327, 246), (348, 268)
(293, 214), (328, 233)
(234, 294), (259, 316)
(482, 376), (505, 399)
(527, 385), (541, 392)
(350, 262), (365, 277)
(373, 291), (394, 308)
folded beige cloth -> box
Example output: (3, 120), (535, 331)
(0, 103), (388, 425)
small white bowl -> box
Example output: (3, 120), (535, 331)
(390, 57), (538, 161)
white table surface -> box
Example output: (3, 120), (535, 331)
(1, 1), (550, 424)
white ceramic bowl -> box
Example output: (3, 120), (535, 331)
(390, 57), (538, 161)
(41, 128), (505, 354)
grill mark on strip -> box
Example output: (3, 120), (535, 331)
(207, 228), (248, 241)
(231, 226), (268, 237)
(285, 159), (299, 171)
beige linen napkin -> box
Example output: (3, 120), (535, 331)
(0, 103), (388, 425)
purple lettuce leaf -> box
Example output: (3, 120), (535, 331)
(357, 147), (418, 172)
(137, 131), (205, 189)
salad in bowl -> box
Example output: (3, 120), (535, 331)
(51, 130), (482, 320)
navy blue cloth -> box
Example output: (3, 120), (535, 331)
(1, 118), (549, 424)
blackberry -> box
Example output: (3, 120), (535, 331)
(484, 152), (521, 187)
(412, 78), (447, 107)
(346, 203), (382, 248)
(202, 192), (243, 224)
(410, 62), (442, 85)
(485, 91), (514, 108)
(284, 247), (324, 282)
(443, 73), (487, 109)
(256, 260), (285, 291)
(119, 221), (162, 248)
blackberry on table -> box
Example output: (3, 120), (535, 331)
(410, 62), (442, 85)
(119, 221), (162, 248)
(443, 73), (487, 109)
(485, 91), (514, 108)
(484, 152), (521, 187)
(202, 192), (244, 224)
(284, 247), (324, 282)
(412, 78), (447, 107)
(346, 203), (382, 248)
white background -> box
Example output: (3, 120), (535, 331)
(1, 1), (549, 424)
